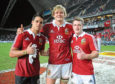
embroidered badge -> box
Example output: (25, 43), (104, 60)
(65, 28), (69, 34)
(81, 38), (86, 45)
(39, 38), (42, 45)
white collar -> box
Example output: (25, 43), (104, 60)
(27, 29), (41, 38)
(73, 32), (85, 37)
(52, 20), (67, 27)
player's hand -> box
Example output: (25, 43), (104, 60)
(17, 24), (24, 34)
(26, 43), (36, 55)
(77, 48), (86, 60)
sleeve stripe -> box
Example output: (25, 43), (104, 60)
(91, 35), (98, 50)
(87, 33), (98, 51)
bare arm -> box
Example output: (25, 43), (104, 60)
(84, 51), (99, 59)
(9, 43), (35, 58)
(77, 49), (99, 60)
(9, 47), (27, 58)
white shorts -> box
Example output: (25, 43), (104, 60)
(71, 72), (96, 84)
(46, 63), (72, 79)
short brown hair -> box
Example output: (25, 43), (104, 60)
(73, 17), (84, 24)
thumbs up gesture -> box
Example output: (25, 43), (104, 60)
(17, 24), (24, 34)
(77, 48), (87, 60)
(20, 24), (24, 30)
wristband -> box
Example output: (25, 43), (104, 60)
(23, 50), (27, 55)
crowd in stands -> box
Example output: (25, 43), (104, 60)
(0, 30), (16, 41)
(0, 0), (115, 45)
(80, 0), (115, 17)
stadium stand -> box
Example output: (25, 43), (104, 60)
(0, 0), (115, 44)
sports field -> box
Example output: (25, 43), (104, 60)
(0, 42), (115, 84)
(0, 43), (49, 71)
(0, 42), (115, 71)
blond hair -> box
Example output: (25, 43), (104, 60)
(73, 17), (84, 24)
(52, 5), (67, 17)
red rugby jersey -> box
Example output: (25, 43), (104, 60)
(71, 32), (98, 75)
(13, 29), (45, 77)
(41, 20), (73, 64)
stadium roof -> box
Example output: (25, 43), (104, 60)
(0, 0), (92, 29)
(0, 0), (113, 30)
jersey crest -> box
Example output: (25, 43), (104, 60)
(65, 28), (69, 35)
(81, 38), (86, 45)
(39, 38), (43, 45)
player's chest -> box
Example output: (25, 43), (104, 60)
(72, 37), (89, 49)
(48, 27), (72, 38)
(23, 35), (44, 48)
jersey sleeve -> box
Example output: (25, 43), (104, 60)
(88, 35), (98, 51)
(12, 34), (24, 49)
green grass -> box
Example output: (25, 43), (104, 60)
(0, 43), (114, 71)
(0, 43), (49, 71)
(40, 43), (49, 63)
(0, 43), (17, 70)
(101, 45), (115, 52)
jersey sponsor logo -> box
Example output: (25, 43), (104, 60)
(65, 28), (69, 34)
(81, 38), (86, 45)
(57, 35), (63, 39)
(73, 46), (80, 53)
(54, 35), (65, 43)
(25, 37), (30, 41)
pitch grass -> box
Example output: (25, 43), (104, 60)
(0, 43), (49, 71)
(0, 43), (115, 71)
(101, 45), (115, 52)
